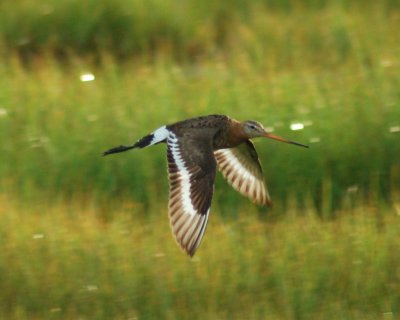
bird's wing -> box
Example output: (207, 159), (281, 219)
(214, 140), (271, 206)
(166, 131), (216, 257)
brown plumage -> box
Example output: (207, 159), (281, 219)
(103, 114), (308, 257)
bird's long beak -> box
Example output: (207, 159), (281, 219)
(263, 132), (309, 148)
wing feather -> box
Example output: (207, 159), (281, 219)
(166, 131), (216, 257)
(214, 141), (271, 206)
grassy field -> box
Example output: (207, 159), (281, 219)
(1, 0), (400, 318)
(1, 197), (400, 319)
(1, 49), (399, 213)
(1, 0), (399, 60)
(1, 0), (399, 210)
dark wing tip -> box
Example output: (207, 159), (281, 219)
(187, 248), (196, 257)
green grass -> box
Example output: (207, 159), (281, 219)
(1, 50), (399, 212)
(1, 0), (399, 60)
(1, 1), (399, 211)
(1, 196), (400, 319)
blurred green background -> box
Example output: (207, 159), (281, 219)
(0, 0), (400, 319)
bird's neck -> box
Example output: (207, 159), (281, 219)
(213, 120), (248, 149)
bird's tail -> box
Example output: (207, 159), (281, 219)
(103, 125), (169, 156)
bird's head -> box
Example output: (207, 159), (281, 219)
(241, 120), (309, 148)
(242, 120), (267, 138)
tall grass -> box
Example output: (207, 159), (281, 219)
(1, 196), (400, 319)
(1, 49), (399, 213)
(1, 1), (399, 213)
(0, 0), (399, 60)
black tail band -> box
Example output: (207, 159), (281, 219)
(103, 145), (136, 156)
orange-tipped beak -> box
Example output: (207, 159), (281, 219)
(263, 133), (309, 148)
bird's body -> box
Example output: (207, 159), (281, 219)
(104, 114), (308, 256)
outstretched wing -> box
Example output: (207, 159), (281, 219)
(214, 140), (271, 206)
(167, 131), (216, 257)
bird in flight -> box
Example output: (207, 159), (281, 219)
(103, 114), (308, 256)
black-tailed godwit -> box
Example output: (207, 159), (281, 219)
(103, 114), (308, 256)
